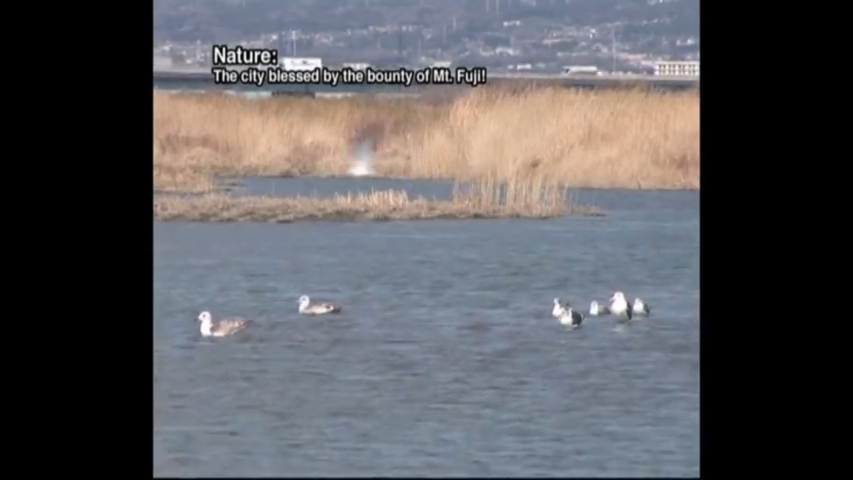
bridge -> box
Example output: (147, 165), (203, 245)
(153, 67), (699, 92)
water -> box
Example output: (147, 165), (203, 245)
(154, 181), (700, 477)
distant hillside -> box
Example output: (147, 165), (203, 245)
(153, 0), (699, 43)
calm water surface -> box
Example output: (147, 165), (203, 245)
(153, 180), (699, 477)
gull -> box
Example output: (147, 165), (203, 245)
(632, 298), (651, 317)
(589, 300), (610, 316)
(552, 298), (569, 318)
(609, 291), (633, 323)
(298, 295), (342, 315)
(196, 311), (250, 337)
(558, 307), (584, 329)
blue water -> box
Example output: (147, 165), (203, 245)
(154, 180), (700, 477)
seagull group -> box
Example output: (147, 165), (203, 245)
(194, 291), (651, 338)
(195, 294), (342, 338)
(552, 291), (651, 330)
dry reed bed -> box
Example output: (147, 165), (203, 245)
(154, 86), (699, 192)
(154, 179), (601, 223)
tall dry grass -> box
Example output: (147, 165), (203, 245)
(154, 86), (699, 192)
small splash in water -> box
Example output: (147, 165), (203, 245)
(348, 139), (376, 177)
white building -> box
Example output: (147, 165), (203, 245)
(281, 57), (322, 71)
(563, 65), (600, 76)
(342, 62), (370, 70)
(654, 61), (700, 77)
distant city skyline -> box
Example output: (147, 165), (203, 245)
(154, 0), (698, 72)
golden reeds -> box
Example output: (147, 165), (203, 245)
(153, 179), (601, 223)
(153, 85), (699, 192)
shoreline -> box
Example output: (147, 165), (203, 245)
(153, 185), (603, 224)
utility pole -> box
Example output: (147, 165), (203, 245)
(611, 31), (616, 73)
(398, 28), (403, 62)
(292, 30), (297, 56)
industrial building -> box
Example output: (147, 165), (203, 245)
(654, 61), (700, 77)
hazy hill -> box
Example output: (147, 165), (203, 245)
(154, 0), (698, 44)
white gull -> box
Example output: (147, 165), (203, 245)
(552, 298), (569, 318)
(558, 307), (584, 329)
(589, 300), (610, 316)
(298, 295), (342, 315)
(609, 291), (633, 323)
(632, 297), (651, 317)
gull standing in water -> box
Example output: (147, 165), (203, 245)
(609, 291), (633, 323)
(558, 307), (584, 329)
(298, 295), (342, 315)
(196, 311), (250, 337)
(552, 298), (569, 318)
(632, 298), (651, 317)
(589, 300), (610, 316)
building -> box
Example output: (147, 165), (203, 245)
(562, 65), (600, 76)
(654, 61), (700, 77)
(281, 57), (322, 71)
